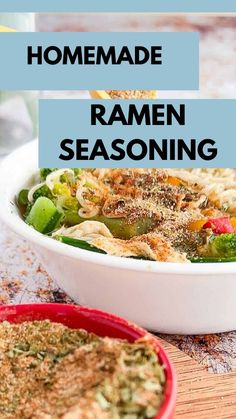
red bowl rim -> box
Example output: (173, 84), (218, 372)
(0, 303), (176, 419)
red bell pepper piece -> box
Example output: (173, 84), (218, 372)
(203, 217), (234, 234)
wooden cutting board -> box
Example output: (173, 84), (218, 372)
(159, 338), (236, 418)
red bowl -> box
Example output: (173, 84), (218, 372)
(0, 303), (176, 418)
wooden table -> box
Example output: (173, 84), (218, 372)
(161, 339), (236, 418)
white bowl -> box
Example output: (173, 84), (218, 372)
(0, 140), (236, 334)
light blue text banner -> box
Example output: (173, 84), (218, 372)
(39, 99), (236, 168)
(0, 32), (199, 91)
(0, 0), (235, 13)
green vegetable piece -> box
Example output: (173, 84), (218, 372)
(32, 184), (53, 201)
(40, 168), (57, 180)
(18, 189), (29, 206)
(58, 236), (152, 259)
(54, 213), (155, 239)
(190, 256), (236, 263)
(73, 168), (82, 177)
(58, 236), (106, 254)
(203, 233), (236, 258)
(63, 210), (81, 226)
(26, 197), (63, 234)
(55, 194), (80, 227)
(95, 216), (156, 240)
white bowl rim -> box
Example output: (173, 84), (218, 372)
(1, 140), (236, 276)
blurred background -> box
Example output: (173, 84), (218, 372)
(37, 14), (236, 99)
(0, 13), (235, 156)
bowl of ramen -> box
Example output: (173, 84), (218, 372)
(1, 140), (236, 333)
(0, 303), (176, 418)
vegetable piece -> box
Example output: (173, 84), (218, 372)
(63, 210), (81, 226)
(32, 184), (53, 201)
(53, 188), (80, 226)
(230, 217), (236, 231)
(191, 256), (236, 263)
(58, 236), (106, 254)
(202, 233), (236, 258)
(58, 236), (152, 259)
(18, 189), (29, 206)
(96, 216), (156, 240)
(40, 168), (57, 180)
(188, 219), (207, 232)
(26, 197), (63, 234)
(203, 217), (234, 234)
(53, 183), (72, 199)
(53, 213), (155, 239)
(73, 168), (82, 177)
(40, 168), (81, 181)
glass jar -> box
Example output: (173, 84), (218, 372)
(0, 13), (37, 157)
